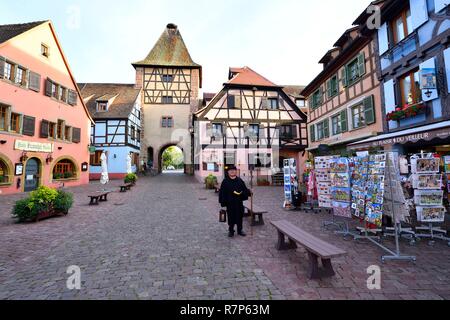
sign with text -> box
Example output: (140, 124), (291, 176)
(14, 140), (53, 153)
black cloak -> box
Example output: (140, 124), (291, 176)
(219, 177), (251, 225)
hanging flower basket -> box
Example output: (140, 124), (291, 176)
(386, 103), (427, 122)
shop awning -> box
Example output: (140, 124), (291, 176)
(306, 132), (377, 151)
(347, 121), (450, 150)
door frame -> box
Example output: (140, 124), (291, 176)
(22, 156), (43, 192)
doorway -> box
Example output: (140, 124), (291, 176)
(24, 158), (40, 192)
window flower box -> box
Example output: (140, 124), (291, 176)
(386, 102), (427, 122)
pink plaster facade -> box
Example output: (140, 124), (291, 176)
(0, 21), (92, 195)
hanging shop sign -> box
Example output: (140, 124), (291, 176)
(14, 140), (53, 153)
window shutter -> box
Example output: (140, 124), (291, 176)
(310, 125), (316, 142)
(326, 80), (332, 98)
(40, 120), (49, 138)
(0, 56), (4, 78)
(378, 22), (389, 55)
(364, 96), (375, 125)
(410, 0), (429, 30)
(318, 87), (324, 105)
(341, 67), (348, 88)
(358, 52), (366, 77)
(22, 116), (36, 136)
(435, 0), (448, 12)
(444, 47), (450, 93)
(45, 79), (52, 96)
(227, 95), (235, 108)
(383, 79), (397, 112)
(323, 119), (330, 138)
(68, 90), (77, 106)
(340, 110), (348, 133)
(28, 71), (41, 92)
(72, 127), (81, 143)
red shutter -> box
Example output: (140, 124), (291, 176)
(22, 116), (36, 136)
(72, 127), (81, 143)
(40, 120), (49, 138)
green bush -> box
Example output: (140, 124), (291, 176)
(124, 173), (138, 184)
(205, 174), (218, 189)
(12, 198), (35, 222)
(54, 190), (74, 214)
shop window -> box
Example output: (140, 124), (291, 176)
(10, 112), (21, 133)
(90, 150), (103, 166)
(0, 158), (10, 184)
(399, 68), (421, 107)
(53, 159), (76, 180)
(391, 7), (413, 44)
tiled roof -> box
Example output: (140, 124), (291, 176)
(227, 66), (278, 87)
(282, 85), (305, 99)
(0, 21), (47, 44)
(78, 83), (140, 119)
(132, 23), (201, 68)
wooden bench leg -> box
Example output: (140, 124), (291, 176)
(307, 252), (336, 279)
(276, 231), (298, 250)
(90, 197), (99, 206)
(251, 213), (265, 226)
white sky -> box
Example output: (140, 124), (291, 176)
(1, 0), (370, 93)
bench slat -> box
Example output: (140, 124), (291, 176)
(271, 220), (346, 258)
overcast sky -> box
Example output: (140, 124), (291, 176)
(1, 0), (369, 93)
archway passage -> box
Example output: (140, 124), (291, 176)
(159, 145), (185, 174)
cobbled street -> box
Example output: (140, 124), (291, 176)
(1, 173), (450, 300)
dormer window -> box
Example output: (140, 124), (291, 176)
(97, 101), (108, 112)
(41, 44), (49, 58)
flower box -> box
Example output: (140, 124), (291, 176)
(386, 103), (427, 122)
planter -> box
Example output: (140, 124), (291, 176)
(257, 181), (271, 186)
(386, 103), (427, 122)
(34, 209), (68, 222)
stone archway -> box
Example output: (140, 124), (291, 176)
(158, 144), (185, 174)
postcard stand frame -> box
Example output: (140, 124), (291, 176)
(358, 152), (416, 263)
(411, 153), (450, 246)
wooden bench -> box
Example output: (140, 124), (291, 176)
(120, 184), (133, 193)
(271, 220), (347, 279)
(88, 191), (110, 205)
(244, 202), (268, 226)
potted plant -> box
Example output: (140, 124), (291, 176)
(205, 174), (218, 190)
(124, 173), (138, 185)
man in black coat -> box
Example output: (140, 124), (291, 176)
(219, 165), (252, 237)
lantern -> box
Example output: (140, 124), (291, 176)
(219, 209), (227, 223)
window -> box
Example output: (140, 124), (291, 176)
(348, 59), (360, 84)
(59, 87), (67, 102)
(331, 111), (348, 135)
(351, 104), (365, 129)
(212, 123), (223, 137)
(392, 8), (413, 44)
(51, 82), (57, 99)
(4, 62), (14, 81)
(90, 151), (103, 166)
(137, 129), (141, 142)
(97, 102), (108, 112)
(295, 99), (305, 107)
(249, 153), (271, 169)
(247, 124), (260, 138)
(130, 125), (136, 141)
(268, 98), (279, 110)
(162, 96), (173, 104)
(10, 113), (21, 133)
(0, 104), (8, 131)
(280, 125), (293, 139)
(57, 120), (64, 139)
(64, 126), (72, 141)
(399, 69), (421, 107)
(137, 110), (141, 120)
(342, 53), (366, 87)
(15, 67), (26, 86)
(53, 159), (76, 180)
(48, 122), (56, 139)
(162, 74), (173, 82)
(316, 119), (329, 140)
(41, 44), (49, 58)
(0, 158), (9, 184)
(162, 116), (173, 128)
(310, 88), (323, 109)
(327, 75), (339, 98)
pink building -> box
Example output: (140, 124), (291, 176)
(0, 21), (93, 195)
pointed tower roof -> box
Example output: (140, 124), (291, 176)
(132, 23), (201, 68)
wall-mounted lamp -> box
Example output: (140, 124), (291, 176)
(58, 147), (63, 150)
(20, 152), (28, 163)
(0, 140), (6, 145)
(46, 153), (54, 164)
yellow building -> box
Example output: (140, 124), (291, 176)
(132, 23), (202, 174)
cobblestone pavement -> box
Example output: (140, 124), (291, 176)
(0, 173), (449, 300)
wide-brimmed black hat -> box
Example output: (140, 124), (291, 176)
(225, 165), (237, 171)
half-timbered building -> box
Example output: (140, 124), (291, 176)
(79, 83), (142, 180)
(194, 67), (307, 185)
(132, 23), (201, 174)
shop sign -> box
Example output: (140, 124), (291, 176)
(14, 140), (53, 153)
